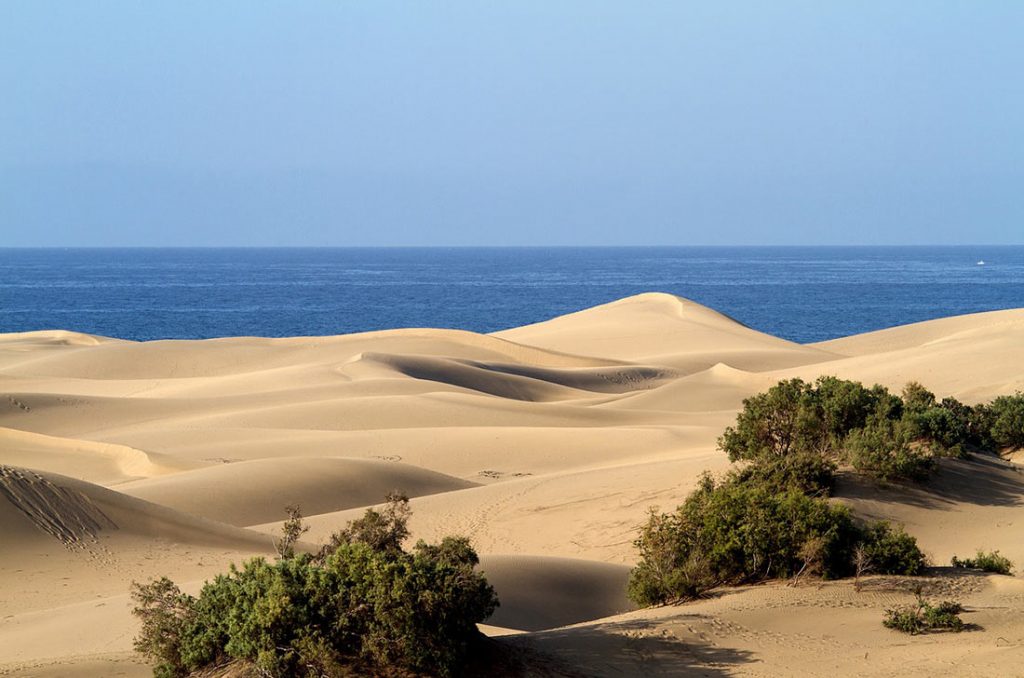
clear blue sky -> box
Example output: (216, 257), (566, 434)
(2, 1), (1021, 246)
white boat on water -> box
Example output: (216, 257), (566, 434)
(977, 260), (986, 265)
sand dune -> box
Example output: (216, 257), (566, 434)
(3, 293), (1024, 676)
(495, 293), (839, 366)
(0, 326), (611, 381)
(94, 424), (702, 478)
(358, 351), (673, 401)
(813, 308), (1024, 356)
(1, 465), (273, 552)
(0, 465), (117, 544)
(118, 457), (476, 526)
(837, 453), (1024, 566)
(0, 426), (196, 484)
(510, 572), (1024, 677)
(784, 310), (1024, 402)
(0, 464), (275, 632)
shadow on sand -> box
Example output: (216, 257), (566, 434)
(500, 617), (756, 677)
(836, 452), (1024, 510)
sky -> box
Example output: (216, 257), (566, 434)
(1, 1), (1022, 246)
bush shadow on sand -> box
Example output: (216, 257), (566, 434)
(499, 617), (755, 677)
(836, 453), (1024, 510)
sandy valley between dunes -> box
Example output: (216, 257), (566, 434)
(3, 292), (1024, 677)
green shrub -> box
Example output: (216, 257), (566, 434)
(858, 521), (927, 576)
(882, 607), (924, 634)
(628, 483), (929, 606)
(951, 550), (1014, 575)
(883, 594), (964, 634)
(627, 472), (863, 605)
(686, 482), (861, 583)
(316, 490), (411, 559)
(718, 376), (896, 463)
(132, 500), (498, 678)
(815, 377), (891, 441)
(844, 418), (936, 481)
(720, 377), (1024, 483)
(273, 504), (309, 560)
(718, 377), (947, 482)
(922, 600), (965, 630)
(130, 578), (199, 678)
(901, 382), (937, 414)
(899, 389), (977, 457)
(987, 393), (1024, 450)
(633, 377), (1024, 609)
(729, 451), (837, 496)
(628, 507), (717, 606)
(718, 378), (821, 461)
(936, 398), (977, 452)
(630, 439), (928, 606)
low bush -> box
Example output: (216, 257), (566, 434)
(132, 497), (498, 678)
(844, 418), (935, 481)
(273, 504), (309, 559)
(628, 507), (717, 606)
(987, 393), (1024, 450)
(718, 377), (884, 462)
(315, 490), (411, 558)
(631, 377), (1022, 608)
(905, 410), (961, 455)
(857, 521), (928, 576)
(627, 471), (925, 606)
(729, 451), (837, 496)
(131, 577), (198, 678)
(720, 377), (1024, 482)
(883, 594), (964, 635)
(951, 550), (1014, 575)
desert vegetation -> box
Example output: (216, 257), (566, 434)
(132, 495), (498, 678)
(951, 550), (1015, 575)
(627, 467), (926, 605)
(981, 394), (1024, 450)
(720, 378), (1023, 482)
(630, 378), (1024, 606)
(883, 593), (965, 635)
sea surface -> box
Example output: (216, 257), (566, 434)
(1, 247), (1022, 344)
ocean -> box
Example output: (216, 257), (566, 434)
(1, 247), (1021, 344)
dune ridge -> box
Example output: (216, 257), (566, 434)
(3, 293), (1024, 676)
(0, 426), (195, 484)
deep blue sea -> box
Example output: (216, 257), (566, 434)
(1, 247), (1021, 344)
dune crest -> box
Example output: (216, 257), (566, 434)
(0, 329), (117, 347)
(0, 426), (195, 484)
(813, 308), (1024, 356)
(495, 292), (840, 368)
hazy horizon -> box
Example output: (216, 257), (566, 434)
(1, 244), (1022, 250)
(2, 2), (1022, 247)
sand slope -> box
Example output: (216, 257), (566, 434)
(118, 457), (476, 527)
(3, 293), (1024, 676)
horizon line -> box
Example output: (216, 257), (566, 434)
(1, 244), (1021, 250)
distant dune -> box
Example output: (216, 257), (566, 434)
(3, 293), (1024, 676)
(118, 457), (476, 526)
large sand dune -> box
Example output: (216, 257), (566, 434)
(3, 293), (1024, 676)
